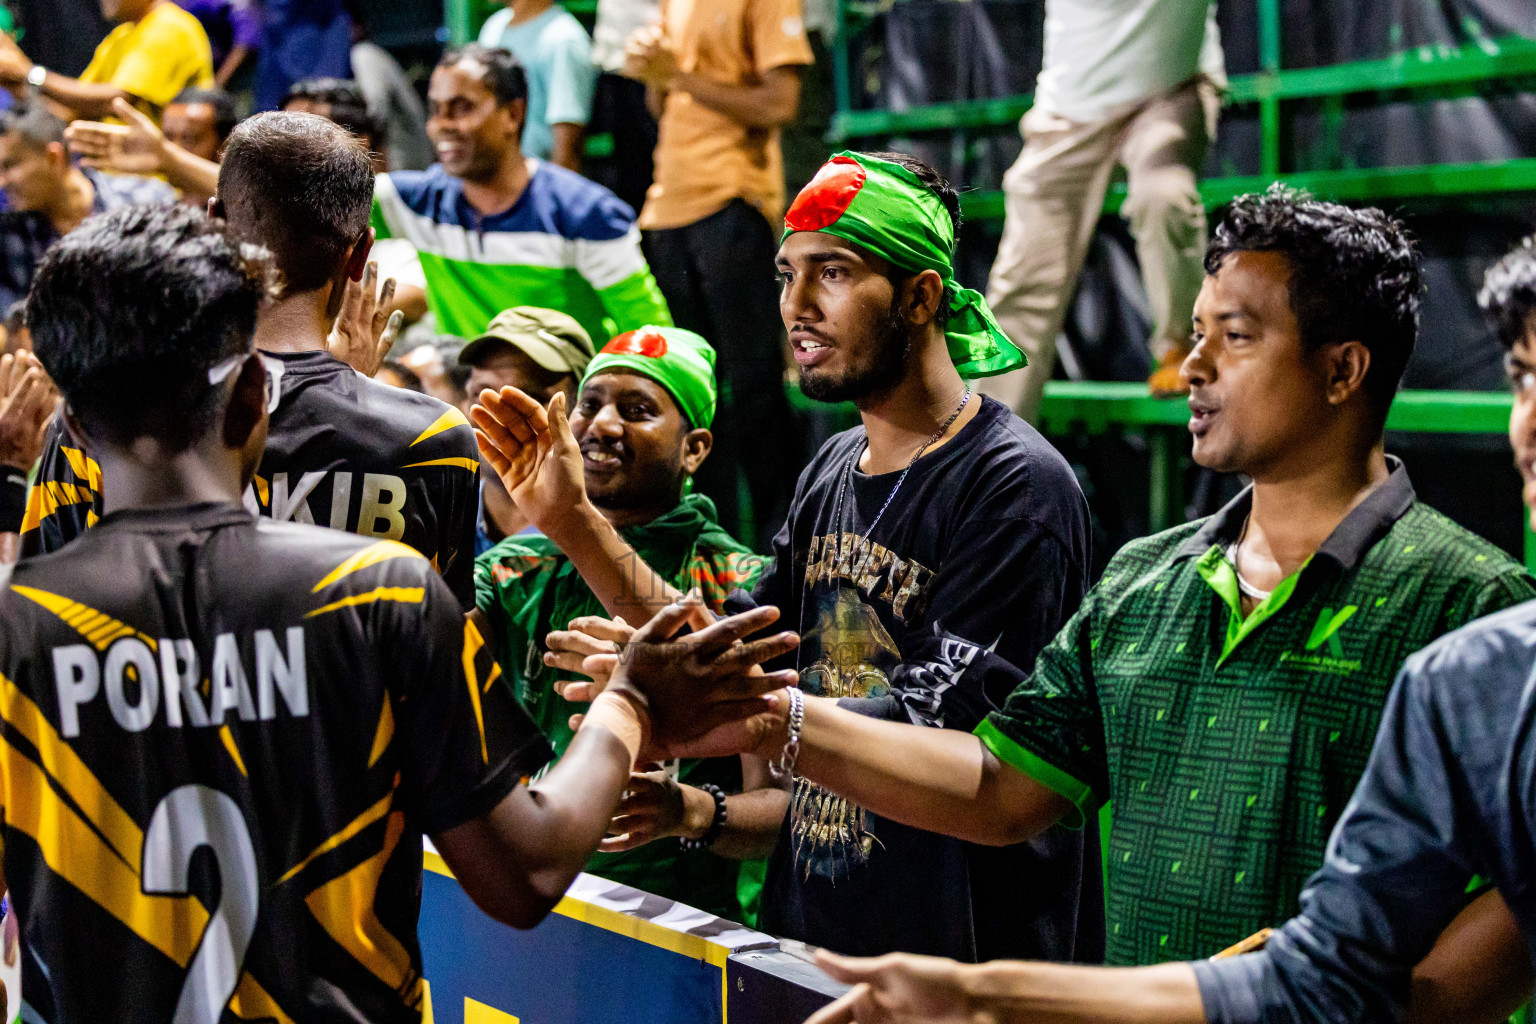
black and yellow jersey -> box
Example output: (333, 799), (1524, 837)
(20, 350), (480, 604)
(0, 502), (551, 1024)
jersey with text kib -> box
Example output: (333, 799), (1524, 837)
(20, 350), (480, 604)
(0, 503), (551, 1024)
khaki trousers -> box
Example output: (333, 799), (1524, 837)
(980, 78), (1221, 422)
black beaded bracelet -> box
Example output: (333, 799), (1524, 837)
(679, 783), (727, 851)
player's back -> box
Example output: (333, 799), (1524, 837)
(19, 351), (480, 602)
(0, 502), (548, 1023)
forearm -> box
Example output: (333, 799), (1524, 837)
(673, 72), (795, 128)
(39, 73), (130, 120)
(645, 85), (667, 119)
(793, 696), (1064, 846)
(520, 695), (641, 869)
(549, 123), (585, 172)
(962, 961), (1204, 1024)
(545, 500), (685, 621)
(215, 45), (250, 88)
(703, 786), (788, 860)
(161, 140), (219, 200)
(1406, 890), (1533, 1024)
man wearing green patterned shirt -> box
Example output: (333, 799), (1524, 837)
(473, 325), (780, 923)
(373, 44), (670, 342)
(644, 186), (1536, 966)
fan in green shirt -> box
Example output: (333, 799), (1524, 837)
(596, 184), (1536, 970)
(473, 325), (778, 923)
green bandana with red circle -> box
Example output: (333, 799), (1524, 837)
(782, 151), (1025, 378)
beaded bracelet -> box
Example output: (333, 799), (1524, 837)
(680, 783), (727, 851)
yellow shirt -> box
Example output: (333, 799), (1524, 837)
(80, 1), (215, 111)
(637, 0), (814, 231)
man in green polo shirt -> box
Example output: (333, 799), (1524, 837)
(472, 325), (780, 923)
(604, 185), (1536, 965)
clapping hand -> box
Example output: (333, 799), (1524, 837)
(623, 25), (679, 90)
(471, 386), (588, 535)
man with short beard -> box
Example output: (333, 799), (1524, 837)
(470, 151), (1102, 964)
(473, 325), (780, 923)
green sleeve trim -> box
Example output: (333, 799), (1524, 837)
(973, 718), (1092, 830)
(596, 270), (673, 331)
(370, 196), (392, 240)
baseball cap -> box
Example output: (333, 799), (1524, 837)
(461, 306), (595, 375)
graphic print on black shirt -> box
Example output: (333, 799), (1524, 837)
(746, 397), (1102, 963)
(0, 504), (551, 1024)
(20, 350), (480, 603)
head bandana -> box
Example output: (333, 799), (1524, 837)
(782, 152), (1025, 378)
(581, 326), (718, 430)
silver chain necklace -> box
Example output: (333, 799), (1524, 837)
(831, 386), (972, 541)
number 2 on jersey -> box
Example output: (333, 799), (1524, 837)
(142, 785), (260, 1024)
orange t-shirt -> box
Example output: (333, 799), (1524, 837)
(637, 0), (814, 231)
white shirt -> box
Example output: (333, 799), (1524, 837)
(592, 0), (660, 73)
(1033, 0), (1226, 124)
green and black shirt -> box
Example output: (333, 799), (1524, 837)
(977, 459), (1536, 966)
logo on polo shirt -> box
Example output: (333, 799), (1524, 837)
(1280, 605), (1362, 673)
(1305, 605), (1357, 658)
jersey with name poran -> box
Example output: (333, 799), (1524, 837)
(20, 350), (481, 605)
(0, 503), (551, 1024)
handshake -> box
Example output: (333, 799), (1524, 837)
(552, 592), (802, 765)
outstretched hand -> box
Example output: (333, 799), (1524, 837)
(805, 951), (980, 1024)
(592, 597), (799, 760)
(471, 387), (588, 535)
(328, 260), (402, 377)
(65, 98), (169, 177)
(547, 615), (635, 697)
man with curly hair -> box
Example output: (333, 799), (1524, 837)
(616, 185), (1536, 974)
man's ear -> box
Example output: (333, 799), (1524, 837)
(207, 195), (225, 220)
(504, 98), (528, 144)
(60, 403), (88, 448)
(681, 427), (712, 474)
(345, 227), (375, 283)
(1324, 339), (1372, 407)
(900, 269), (947, 327)
(222, 354), (268, 451)
(45, 140), (68, 174)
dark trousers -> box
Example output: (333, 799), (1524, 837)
(586, 74), (658, 217)
(644, 200), (798, 549)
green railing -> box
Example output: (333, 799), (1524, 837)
(1037, 380), (1534, 570)
(827, 0), (1536, 219)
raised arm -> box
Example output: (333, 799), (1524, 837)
(470, 385), (690, 622)
(65, 99), (220, 202)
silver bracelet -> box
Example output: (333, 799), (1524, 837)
(770, 687), (804, 781)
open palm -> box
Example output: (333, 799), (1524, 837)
(470, 387), (587, 533)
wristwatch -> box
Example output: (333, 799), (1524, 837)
(26, 65), (46, 89)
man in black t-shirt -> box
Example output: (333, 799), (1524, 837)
(19, 112), (480, 604)
(1, 203), (793, 1024)
(469, 152), (1100, 963)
